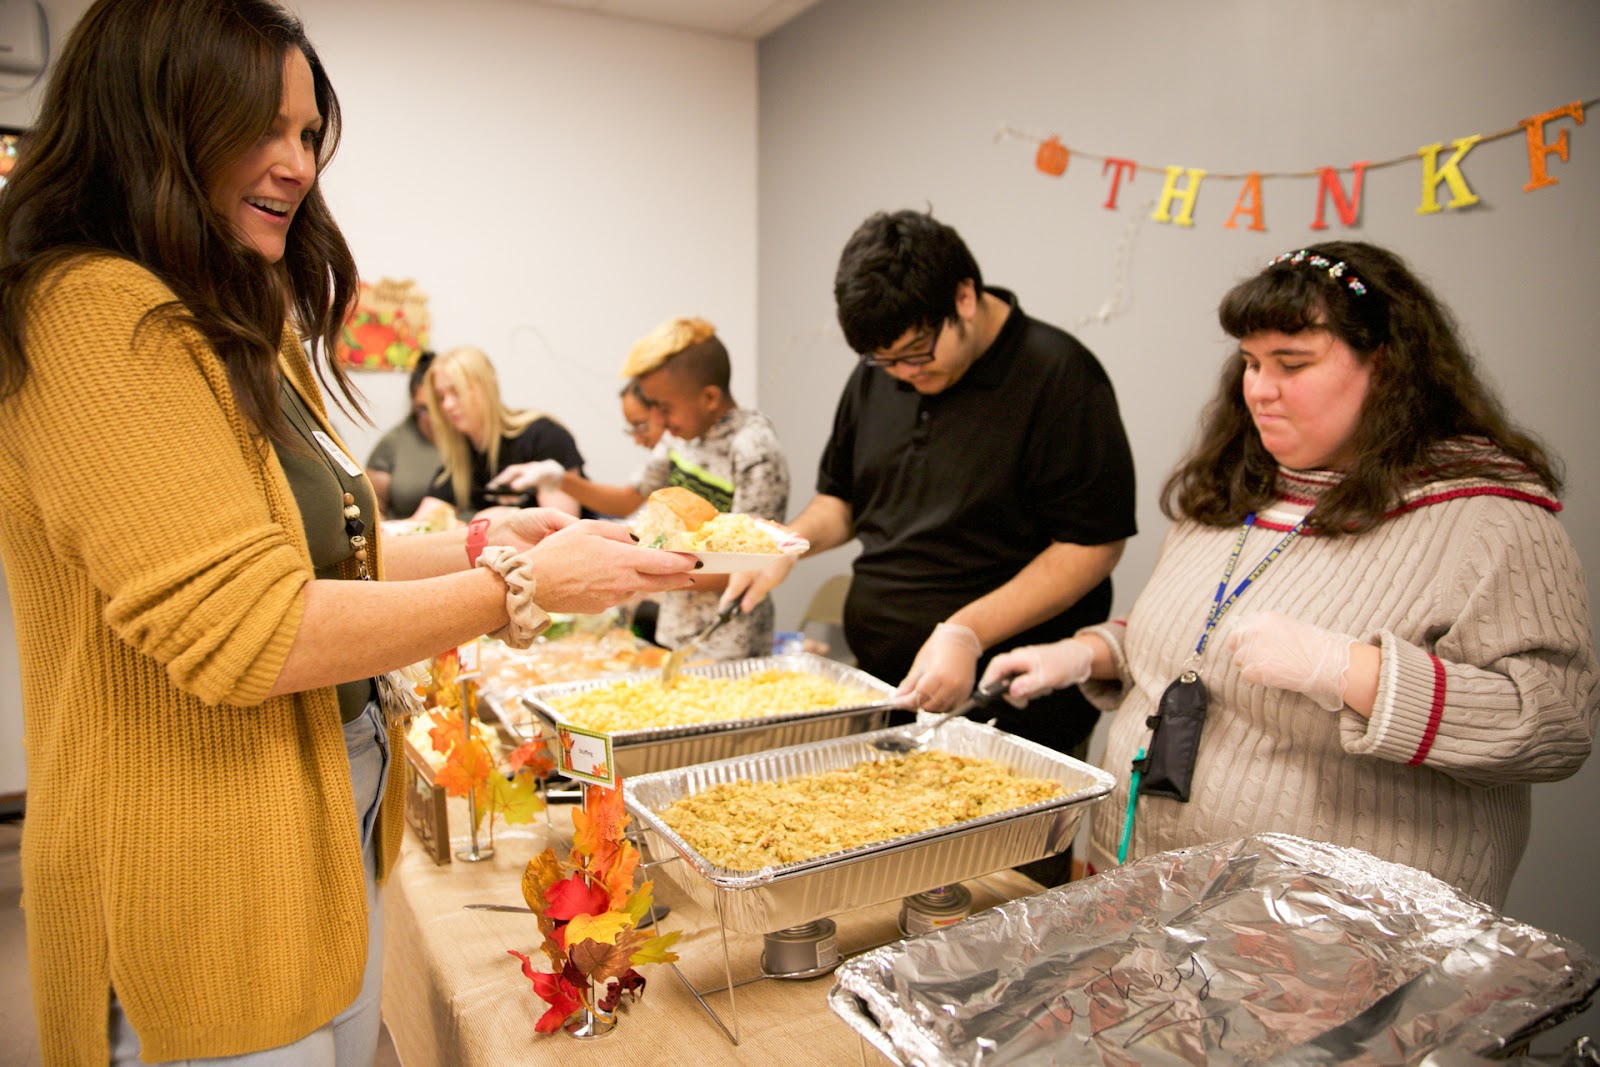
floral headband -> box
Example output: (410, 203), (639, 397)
(1267, 250), (1368, 296)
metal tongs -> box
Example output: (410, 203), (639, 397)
(660, 601), (742, 687)
(871, 676), (1014, 754)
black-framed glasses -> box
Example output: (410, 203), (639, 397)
(861, 319), (943, 370)
(622, 421), (652, 437)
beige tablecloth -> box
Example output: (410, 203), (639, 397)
(381, 796), (1044, 1066)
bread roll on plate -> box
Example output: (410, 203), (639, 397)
(632, 487), (719, 548)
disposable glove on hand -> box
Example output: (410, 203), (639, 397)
(1226, 610), (1354, 712)
(489, 459), (566, 493)
(981, 639), (1094, 708)
(893, 622), (981, 712)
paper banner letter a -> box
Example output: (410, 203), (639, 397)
(1223, 172), (1266, 232)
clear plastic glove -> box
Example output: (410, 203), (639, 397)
(893, 622), (981, 712)
(488, 459), (566, 493)
(1226, 610), (1353, 712)
(720, 551), (798, 614)
(981, 639), (1094, 708)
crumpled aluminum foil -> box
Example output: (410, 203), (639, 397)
(830, 834), (1599, 1066)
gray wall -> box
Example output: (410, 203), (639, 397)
(757, 0), (1600, 1041)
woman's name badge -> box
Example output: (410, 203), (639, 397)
(311, 430), (363, 477)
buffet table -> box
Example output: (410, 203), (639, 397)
(381, 795), (1046, 1067)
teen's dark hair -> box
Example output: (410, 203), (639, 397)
(665, 335), (731, 393)
(0, 0), (361, 443)
(833, 209), (983, 355)
(1161, 240), (1561, 535)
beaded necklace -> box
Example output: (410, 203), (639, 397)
(277, 375), (371, 581)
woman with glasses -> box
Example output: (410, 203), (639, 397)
(621, 378), (666, 452)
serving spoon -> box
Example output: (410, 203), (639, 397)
(659, 602), (742, 687)
(871, 676), (1014, 754)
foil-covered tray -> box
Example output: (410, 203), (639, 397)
(624, 718), (1115, 933)
(496, 652), (895, 778)
(829, 833), (1600, 1066)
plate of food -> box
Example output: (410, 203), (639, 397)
(632, 487), (808, 573)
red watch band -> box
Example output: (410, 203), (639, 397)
(465, 516), (491, 566)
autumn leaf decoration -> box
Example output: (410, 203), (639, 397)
(509, 783), (680, 1033)
(425, 648), (548, 846)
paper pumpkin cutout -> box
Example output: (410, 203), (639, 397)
(1035, 136), (1070, 177)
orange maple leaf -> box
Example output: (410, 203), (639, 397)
(427, 707), (467, 755)
(601, 844), (639, 911)
(572, 784), (629, 863)
(435, 737), (493, 797)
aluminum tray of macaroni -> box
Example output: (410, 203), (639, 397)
(494, 653), (896, 778)
(623, 719), (1115, 933)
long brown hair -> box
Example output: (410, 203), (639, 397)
(1161, 240), (1561, 534)
(0, 0), (361, 443)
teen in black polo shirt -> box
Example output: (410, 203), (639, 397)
(727, 210), (1137, 882)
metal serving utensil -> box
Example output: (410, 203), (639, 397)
(871, 677), (1014, 754)
(660, 601), (741, 687)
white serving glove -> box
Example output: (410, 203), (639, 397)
(487, 459), (566, 493)
(1226, 610), (1354, 712)
(892, 622), (981, 712)
(981, 639), (1095, 708)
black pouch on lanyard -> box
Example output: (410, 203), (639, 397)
(1136, 671), (1209, 802)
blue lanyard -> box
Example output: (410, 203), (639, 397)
(1121, 512), (1305, 865)
(1193, 513), (1306, 657)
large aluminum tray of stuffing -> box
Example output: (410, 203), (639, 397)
(624, 718), (1115, 933)
(496, 652), (896, 779)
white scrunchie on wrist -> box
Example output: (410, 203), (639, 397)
(475, 545), (552, 649)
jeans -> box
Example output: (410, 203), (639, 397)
(109, 699), (390, 1066)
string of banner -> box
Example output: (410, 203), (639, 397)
(994, 96), (1595, 232)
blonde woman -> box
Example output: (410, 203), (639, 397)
(415, 345), (585, 517)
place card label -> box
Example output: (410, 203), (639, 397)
(556, 724), (616, 788)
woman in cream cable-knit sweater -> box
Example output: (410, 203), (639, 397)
(0, 2), (693, 1064)
(985, 241), (1596, 907)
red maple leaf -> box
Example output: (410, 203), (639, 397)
(545, 873), (610, 923)
(508, 950), (584, 1033)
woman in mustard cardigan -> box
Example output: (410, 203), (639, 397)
(0, 1), (694, 1063)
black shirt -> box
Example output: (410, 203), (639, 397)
(429, 416), (587, 515)
(817, 288), (1137, 751)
